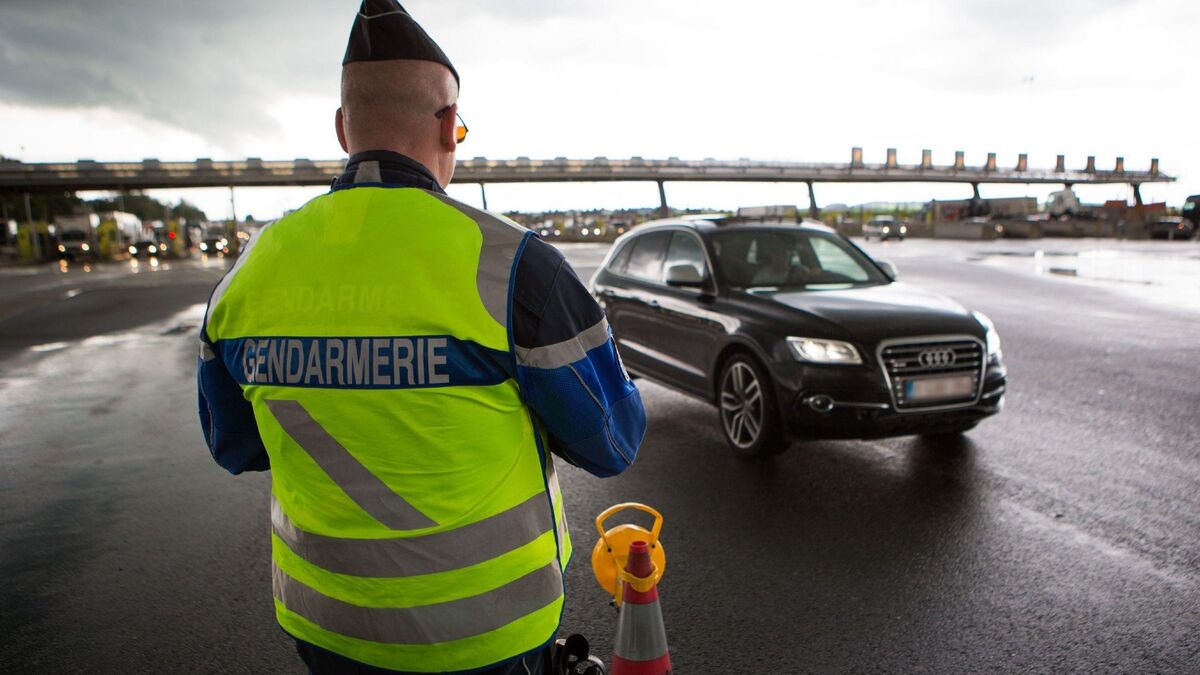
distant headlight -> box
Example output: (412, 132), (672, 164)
(882, 226), (891, 233)
(81, 243), (90, 251)
(129, 246), (138, 254)
(972, 311), (1002, 359)
(199, 242), (208, 251)
(149, 245), (158, 253)
(899, 226), (908, 234)
(58, 244), (66, 252)
(786, 337), (863, 365)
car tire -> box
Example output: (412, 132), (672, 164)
(717, 354), (788, 457)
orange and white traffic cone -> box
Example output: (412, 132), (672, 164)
(610, 540), (671, 675)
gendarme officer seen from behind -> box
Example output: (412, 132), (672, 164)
(196, 2), (647, 673)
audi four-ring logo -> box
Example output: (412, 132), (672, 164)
(918, 348), (957, 368)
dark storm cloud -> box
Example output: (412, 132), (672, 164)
(0, 0), (595, 149)
(0, 1), (347, 148)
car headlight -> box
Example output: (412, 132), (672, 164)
(899, 225), (908, 234)
(786, 337), (862, 365)
(199, 242), (208, 251)
(129, 245), (138, 254)
(58, 244), (66, 252)
(972, 311), (1002, 359)
(882, 226), (891, 233)
(81, 243), (90, 251)
(149, 245), (158, 253)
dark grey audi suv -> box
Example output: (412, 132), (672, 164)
(590, 217), (1006, 456)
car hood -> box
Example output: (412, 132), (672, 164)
(760, 282), (982, 343)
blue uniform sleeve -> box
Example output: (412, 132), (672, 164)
(197, 333), (270, 474)
(511, 237), (646, 477)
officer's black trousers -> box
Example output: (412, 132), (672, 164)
(295, 639), (554, 675)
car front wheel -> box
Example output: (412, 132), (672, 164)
(718, 354), (788, 456)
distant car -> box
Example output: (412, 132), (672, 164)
(592, 218), (1006, 456)
(863, 215), (906, 241)
(128, 240), (161, 258)
(199, 237), (229, 254)
(1147, 217), (1195, 240)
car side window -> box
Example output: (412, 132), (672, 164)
(624, 232), (670, 282)
(809, 237), (870, 282)
(662, 232), (708, 281)
(607, 240), (636, 275)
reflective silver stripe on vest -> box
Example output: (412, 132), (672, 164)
(273, 559), (564, 644)
(426, 192), (527, 329)
(545, 459), (570, 548)
(272, 493), (553, 577)
(266, 400), (437, 530)
(612, 601), (670, 661)
(516, 317), (611, 370)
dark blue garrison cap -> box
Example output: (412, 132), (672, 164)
(343, 0), (459, 85)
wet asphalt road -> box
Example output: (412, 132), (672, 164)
(1, 240), (1198, 673)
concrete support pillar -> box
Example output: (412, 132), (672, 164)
(228, 186), (239, 254)
(24, 192), (40, 260)
(657, 181), (669, 218)
(806, 181), (820, 221)
(479, 183), (488, 211)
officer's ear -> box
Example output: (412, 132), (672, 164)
(438, 103), (458, 152)
(335, 108), (349, 154)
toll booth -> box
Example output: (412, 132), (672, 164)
(17, 221), (54, 262)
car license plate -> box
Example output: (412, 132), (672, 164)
(905, 375), (975, 402)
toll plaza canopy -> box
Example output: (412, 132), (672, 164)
(0, 150), (1174, 193)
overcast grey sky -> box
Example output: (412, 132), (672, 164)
(1, 0), (1194, 218)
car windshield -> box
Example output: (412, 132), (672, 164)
(711, 229), (889, 291)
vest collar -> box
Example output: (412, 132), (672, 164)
(332, 150), (445, 193)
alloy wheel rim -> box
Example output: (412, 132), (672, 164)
(720, 362), (763, 449)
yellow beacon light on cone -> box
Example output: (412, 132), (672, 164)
(591, 503), (666, 607)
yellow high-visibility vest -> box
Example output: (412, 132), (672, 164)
(204, 187), (571, 672)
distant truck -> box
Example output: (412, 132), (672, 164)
(55, 213), (100, 260)
(1047, 189), (1082, 218)
(1184, 194), (1199, 228)
(920, 196), (1037, 222)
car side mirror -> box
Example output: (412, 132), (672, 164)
(664, 263), (705, 286)
(876, 259), (897, 280)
